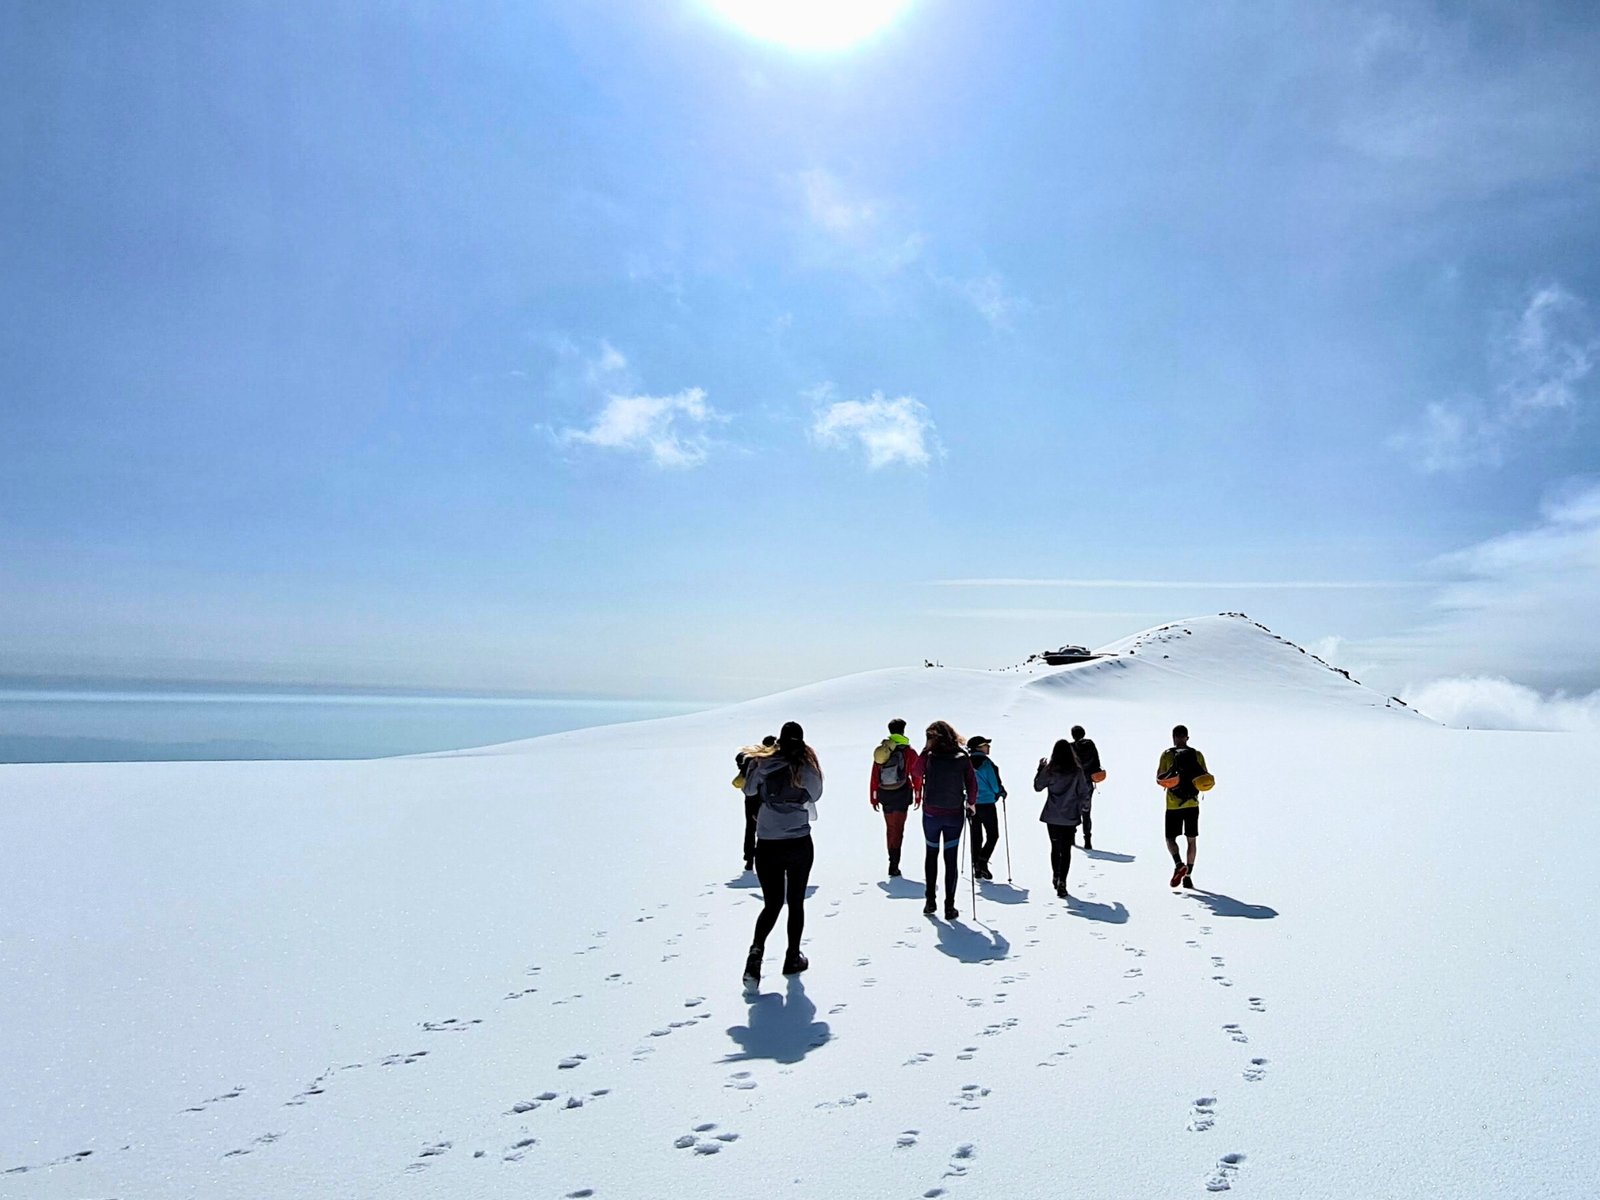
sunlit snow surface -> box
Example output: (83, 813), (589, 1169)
(2, 616), (1595, 1197)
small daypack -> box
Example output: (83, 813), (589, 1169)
(877, 743), (908, 789)
(1166, 746), (1202, 801)
(760, 761), (809, 806)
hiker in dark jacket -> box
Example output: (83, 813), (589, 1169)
(912, 720), (977, 920)
(1070, 725), (1102, 851)
(966, 735), (1007, 880)
(1035, 739), (1091, 898)
(740, 721), (823, 986)
(870, 718), (922, 877)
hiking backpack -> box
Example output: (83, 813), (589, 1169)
(877, 743), (908, 789)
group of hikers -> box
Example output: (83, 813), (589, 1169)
(731, 719), (1214, 987)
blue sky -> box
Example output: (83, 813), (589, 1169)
(3, 1), (1599, 709)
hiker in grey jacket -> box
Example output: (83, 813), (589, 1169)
(1034, 738), (1091, 898)
(740, 720), (824, 985)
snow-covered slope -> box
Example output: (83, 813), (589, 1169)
(2, 616), (1594, 1198)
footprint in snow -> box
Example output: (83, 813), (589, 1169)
(904, 1051), (935, 1067)
(951, 1084), (990, 1110)
(956, 1044), (979, 1061)
(815, 1091), (870, 1110)
(1205, 1152), (1247, 1191)
(1123, 967), (1144, 979)
(1211, 956), (1226, 968)
(1248, 996), (1266, 1012)
(685, 996), (705, 1007)
(1243, 1057), (1269, 1082)
(558, 1054), (588, 1069)
(1211, 975), (1234, 987)
(725, 1071), (758, 1091)
(422, 1017), (483, 1032)
(505, 987), (539, 1000)
(675, 1122), (739, 1154)
(829, 1003), (848, 1015)
(566, 1190), (596, 1198)
(1224, 1023), (1249, 1043)
(896, 1129), (920, 1148)
(1187, 1097), (1217, 1132)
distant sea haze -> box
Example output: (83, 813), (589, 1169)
(0, 687), (709, 764)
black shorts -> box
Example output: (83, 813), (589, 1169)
(1164, 806), (1199, 839)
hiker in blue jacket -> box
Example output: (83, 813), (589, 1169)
(966, 735), (1007, 880)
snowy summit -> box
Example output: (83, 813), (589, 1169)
(2, 614), (1594, 1198)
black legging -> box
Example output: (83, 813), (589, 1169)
(752, 835), (814, 954)
(743, 797), (761, 863)
(1048, 824), (1076, 882)
(968, 805), (999, 870)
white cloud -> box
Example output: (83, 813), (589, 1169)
(1360, 479), (1600, 693)
(1392, 284), (1598, 471)
(1404, 676), (1600, 732)
(810, 389), (937, 469)
(943, 271), (1026, 330)
(798, 168), (878, 236)
(560, 387), (723, 469)
(791, 168), (926, 279)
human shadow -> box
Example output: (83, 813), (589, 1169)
(1084, 847), (1136, 864)
(1185, 889), (1278, 920)
(722, 977), (831, 1065)
(932, 920), (1011, 964)
(976, 880), (1030, 904)
(877, 877), (928, 901)
(1065, 894), (1130, 924)
(726, 877), (819, 901)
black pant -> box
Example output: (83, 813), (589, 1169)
(1048, 824), (1076, 883)
(968, 805), (999, 871)
(1080, 803), (1092, 845)
(743, 797), (761, 864)
(752, 835), (814, 955)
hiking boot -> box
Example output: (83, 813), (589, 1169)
(1055, 878), (1067, 898)
(943, 902), (959, 921)
(1182, 872), (1195, 889)
(1169, 862), (1187, 888)
(1083, 838), (1093, 851)
(923, 896), (937, 915)
(742, 946), (762, 986)
(743, 858), (754, 873)
(781, 950), (809, 976)
(888, 865), (902, 877)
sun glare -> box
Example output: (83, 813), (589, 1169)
(705, 0), (913, 51)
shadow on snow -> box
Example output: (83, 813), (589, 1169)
(1065, 894), (1130, 924)
(933, 919), (1011, 963)
(723, 977), (831, 1065)
(1083, 847), (1137, 864)
(975, 880), (1030, 904)
(1185, 889), (1278, 920)
(877, 877), (928, 901)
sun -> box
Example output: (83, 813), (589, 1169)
(704, 0), (913, 51)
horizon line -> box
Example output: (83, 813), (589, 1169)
(930, 578), (1430, 590)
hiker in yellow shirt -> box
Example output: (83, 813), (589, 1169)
(1156, 724), (1212, 889)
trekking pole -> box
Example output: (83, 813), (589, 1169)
(1001, 798), (1012, 883)
(967, 816), (977, 915)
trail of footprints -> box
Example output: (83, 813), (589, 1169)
(9, 873), (1273, 1195)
